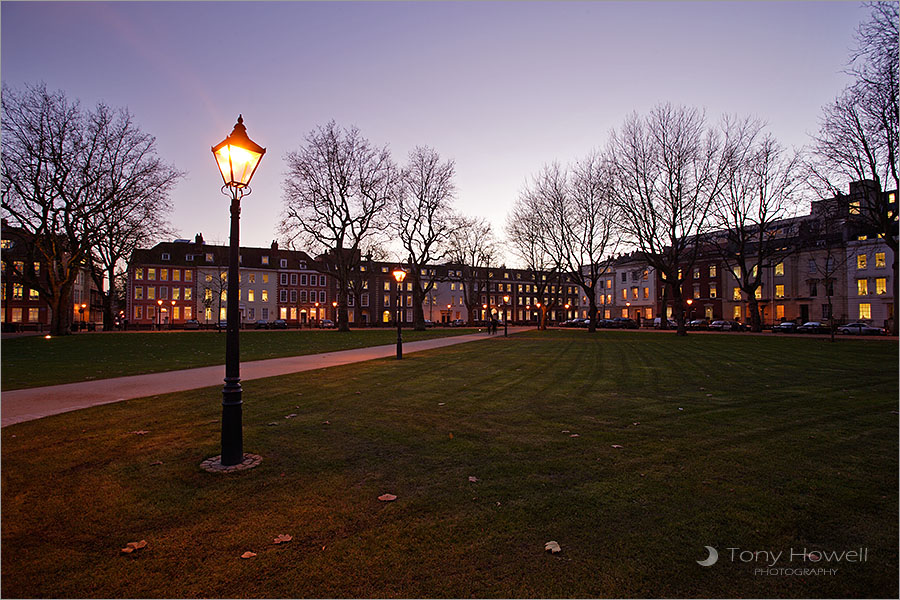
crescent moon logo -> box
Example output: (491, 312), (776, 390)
(697, 545), (718, 567)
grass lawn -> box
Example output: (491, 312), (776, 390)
(1, 330), (897, 598)
(0, 327), (476, 390)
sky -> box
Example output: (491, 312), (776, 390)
(1, 1), (867, 264)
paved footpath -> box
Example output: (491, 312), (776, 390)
(1, 327), (533, 427)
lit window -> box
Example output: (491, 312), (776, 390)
(261, 290), (268, 302)
(709, 265), (717, 278)
(875, 253), (886, 268)
(147, 287), (156, 300)
(693, 267), (700, 279)
(857, 255), (867, 270)
(384, 295), (390, 307)
(776, 305), (785, 320)
(643, 287), (649, 299)
(384, 282), (391, 291)
(621, 289), (627, 300)
(220, 307), (227, 320)
(135, 286), (143, 300)
(34, 262), (41, 276)
(185, 307), (192, 320)
(248, 290), (255, 302)
(134, 306), (143, 320)
(709, 283), (717, 298)
(173, 269), (180, 281)
(755, 287), (763, 300)
(859, 303), (872, 320)
(262, 256), (269, 265)
(29, 288), (39, 300)
(10, 308), (22, 323)
(693, 285), (700, 299)
(13, 284), (23, 299)
(28, 307), (39, 321)
(775, 285), (785, 299)
(632, 287), (639, 299)
(774, 262), (784, 276)
(621, 308), (628, 318)
(262, 274), (269, 284)
(184, 288), (192, 301)
(733, 287), (741, 301)
(876, 278), (887, 295)
(849, 200), (860, 215)
(857, 279), (869, 295)
(148, 268), (156, 280)
(220, 291), (226, 302)
(733, 306), (741, 319)
(160, 269), (168, 281)
(206, 253), (214, 262)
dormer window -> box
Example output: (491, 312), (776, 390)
(280, 258), (287, 268)
(161, 253), (171, 261)
(262, 256), (269, 265)
(299, 261), (307, 269)
(186, 254), (194, 261)
(205, 253), (214, 262)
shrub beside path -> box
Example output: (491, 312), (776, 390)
(1, 327), (532, 427)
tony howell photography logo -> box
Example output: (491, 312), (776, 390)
(697, 545), (870, 576)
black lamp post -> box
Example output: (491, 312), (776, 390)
(211, 115), (265, 467)
(156, 299), (162, 330)
(393, 268), (406, 359)
(332, 300), (338, 326)
(503, 294), (510, 336)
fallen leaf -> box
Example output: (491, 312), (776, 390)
(121, 547), (134, 554)
(150, 461), (163, 466)
(449, 432), (453, 439)
(322, 420), (331, 425)
(267, 422), (278, 426)
(569, 434), (580, 438)
(632, 422), (640, 426)
(678, 408), (684, 411)
(273, 534), (292, 544)
(355, 391), (361, 395)
(241, 551), (257, 559)
(561, 430), (570, 434)
(705, 394), (712, 397)
(545, 541), (561, 554)
(127, 540), (148, 549)
(378, 493), (397, 502)
(438, 402), (446, 406)
(130, 430), (148, 435)
(611, 444), (623, 449)
(468, 476), (479, 483)
(285, 413), (297, 419)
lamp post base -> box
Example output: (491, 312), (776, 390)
(200, 453), (262, 473)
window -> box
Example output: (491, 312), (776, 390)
(621, 272), (627, 283)
(29, 307), (40, 322)
(220, 290), (227, 302)
(857, 279), (869, 295)
(173, 269), (180, 281)
(362, 293), (369, 307)
(25, 287), (37, 300)
(262, 308), (269, 320)
(147, 287), (156, 300)
(248, 273), (256, 284)
(733, 306), (741, 319)
(632, 287), (639, 299)
(692, 285), (700, 299)
(643, 287), (650, 299)
(849, 200), (860, 215)
(644, 307), (652, 319)
(173, 306), (181, 320)
(825, 280), (834, 296)
(621, 289), (627, 300)
(776, 305), (785, 320)
(206, 253), (214, 262)
(184, 288), (192, 301)
(160, 269), (168, 281)
(384, 294), (390, 307)
(857, 254), (867, 270)
(10, 308), (22, 323)
(261, 290), (268, 302)
(290, 273), (298, 285)
(300, 290), (308, 302)
(148, 268), (156, 280)
(319, 291), (325, 303)
(755, 287), (763, 300)
(384, 282), (391, 291)
(774, 262), (784, 276)
(775, 285), (785, 299)
(248, 290), (255, 302)
(162, 253), (170, 261)
(621, 308), (628, 318)
(859, 303), (872, 320)
(173, 287), (181, 300)
(732, 287), (741, 301)
(290, 290), (297, 302)
(280, 289), (287, 302)
(809, 282), (818, 297)
(185, 270), (192, 282)
(134, 306), (143, 320)
(280, 273), (288, 285)
(693, 267), (700, 279)
(709, 265), (717, 278)
(875, 252), (886, 268)
(825, 257), (835, 272)
(220, 307), (227, 320)
(186, 254), (194, 262)
(822, 304), (832, 320)
(300, 274), (308, 286)
(280, 259), (288, 268)
(876, 278), (887, 295)
(261, 256), (269, 265)
(13, 284), (23, 300)
(262, 274), (269, 284)
(135, 286), (144, 300)
(709, 283), (717, 299)
(160, 287), (168, 300)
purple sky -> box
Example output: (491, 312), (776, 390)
(2, 1), (864, 261)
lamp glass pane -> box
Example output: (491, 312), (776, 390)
(216, 144), (263, 187)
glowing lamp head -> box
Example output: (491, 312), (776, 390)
(535, 302), (541, 308)
(332, 301), (338, 308)
(503, 295), (510, 304)
(482, 304), (487, 309)
(44, 334), (51, 339)
(212, 115), (266, 189)
(564, 303), (570, 309)
(392, 268), (407, 284)
(157, 300), (163, 306)
(686, 299), (693, 306)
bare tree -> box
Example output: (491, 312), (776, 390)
(447, 215), (499, 325)
(711, 118), (804, 331)
(1, 83), (181, 335)
(808, 2), (899, 333)
(280, 121), (396, 332)
(394, 146), (456, 330)
(607, 104), (726, 335)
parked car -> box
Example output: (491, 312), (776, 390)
(797, 321), (830, 334)
(611, 317), (638, 329)
(560, 319), (580, 327)
(597, 319), (617, 328)
(837, 322), (885, 335)
(319, 319), (336, 329)
(422, 319), (435, 328)
(687, 319), (709, 330)
(253, 319), (269, 329)
(771, 321), (798, 333)
(183, 319), (201, 330)
(449, 319), (466, 327)
(574, 318), (590, 328)
(652, 317), (678, 328)
(709, 320), (746, 332)
(215, 320), (228, 330)
(271, 319), (288, 329)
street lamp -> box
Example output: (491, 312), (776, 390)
(211, 115), (266, 468)
(686, 298), (694, 323)
(314, 301), (319, 328)
(392, 268), (406, 359)
(332, 300), (338, 325)
(171, 300), (176, 329)
(156, 299), (162, 330)
(503, 294), (510, 337)
(79, 303), (87, 330)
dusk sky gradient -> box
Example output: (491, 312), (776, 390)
(1, 1), (867, 262)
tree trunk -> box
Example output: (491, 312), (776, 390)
(412, 281), (426, 331)
(338, 286), (350, 332)
(48, 291), (72, 336)
(659, 283), (670, 330)
(748, 296), (762, 332)
(671, 287), (687, 336)
(892, 251), (899, 336)
(587, 298), (598, 333)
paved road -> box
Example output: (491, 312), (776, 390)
(1, 327), (532, 427)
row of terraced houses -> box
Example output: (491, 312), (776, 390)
(2, 180), (895, 331)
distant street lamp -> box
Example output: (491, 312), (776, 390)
(210, 115), (266, 468)
(171, 300), (176, 329)
(392, 268), (407, 359)
(503, 294), (510, 337)
(314, 301), (319, 328)
(332, 300), (338, 325)
(156, 299), (162, 330)
(79, 303), (87, 330)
